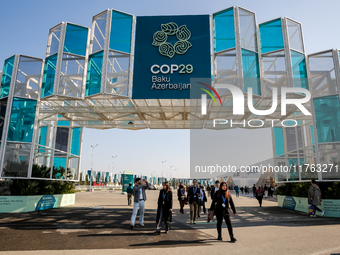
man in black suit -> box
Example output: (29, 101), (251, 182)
(210, 181), (220, 200)
(188, 179), (201, 224)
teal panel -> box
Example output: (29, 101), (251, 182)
(288, 158), (299, 181)
(38, 126), (47, 146)
(86, 51), (104, 96)
(274, 127), (285, 156)
(7, 98), (37, 143)
(291, 50), (308, 89)
(299, 158), (305, 165)
(0, 56), (15, 98)
(70, 127), (81, 156)
(0, 98), (8, 140)
(241, 49), (261, 95)
(313, 95), (340, 143)
(57, 114), (70, 126)
(259, 19), (284, 54)
(41, 54), (58, 98)
(310, 126), (315, 144)
(64, 24), (88, 56)
(109, 10), (132, 53)
(53, 157), (66, 179)
(213, 8), (235, 52)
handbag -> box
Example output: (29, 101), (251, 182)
(309, 204), (316, 215)
(207, 210), (214, 222)
(184, 196), (189, 205)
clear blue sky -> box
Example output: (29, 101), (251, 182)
(1, 0), (339, 178)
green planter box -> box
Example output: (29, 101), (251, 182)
(0, 194), (75, 213)
(278, 195), (340, 217)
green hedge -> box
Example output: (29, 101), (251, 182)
(274, 182), (340, 199)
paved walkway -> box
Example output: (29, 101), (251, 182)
(0, 190), (339, 255)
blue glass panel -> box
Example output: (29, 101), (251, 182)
(291, 50), (308, 89)
(313, 95), (340, 143)
(299, 158), (305, 165)
(86, 51), (104, 96)
(53, 157), (66, 179)
(241, 49), (261, 95)
(288, 158), (299, 181)
(109, 10), (132, 53)
(1, 56), (15, 98)
(213, 8), (235, 52)
(7, 98), (37, 143)
(57, 115), (70, 126)
(310, 126), (315, 144)
(71, 127), (81, 156)
(41, 54), (58, 98)
(259, 19), (284, 54)
(274, 127), (284, 156)
(64, 24), (88, 56)
(38, 126), (47, 146)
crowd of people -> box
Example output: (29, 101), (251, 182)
(127, 178), (325, 241)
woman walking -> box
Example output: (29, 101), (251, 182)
(155, 182), (173, 234)
(177, 184), (186, 214)
(210, 182), (237, 242)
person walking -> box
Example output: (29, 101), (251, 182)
(211, 181), (220, 199)
(188, 179), (201, 224)
(255, 186), (265, 207)
(252, 184), (256, 198)
(177, 183), (186, 214)
(234, 185), (239, 197)
(240, 186), (244, 194)
(210, 182), (237, 242)
(155, 182), (173, 234)
(198, 185), (207, 217)
(308, 179), (325, 217)
(127, 183), (133, 206)
(130, 178), (148, 228)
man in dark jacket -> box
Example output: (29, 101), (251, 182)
(177, 183), (186, 214)
(308, 179), (325, 217)
(211, 181), (220, 199)
(188, 179), (201, 224)
(127, 183), (133, 206)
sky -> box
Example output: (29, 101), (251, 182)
(1, 0), (339, 178)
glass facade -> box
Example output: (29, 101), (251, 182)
(274, 127), (284, 156)
(287, 20), (304, 53)
(41, 54), (58, 98)
(0, 56), (15, 98)
(70, 127), (81, 156)
(49, 25), (62, 56)
(2, 142), (31, 177)
(92, 12), (107, 54)
(241, 49), (261, 95)
(313, 95), (340, 143)
(213, 8), (235, 52)
(239, 9), (257, 52)
(0, 98), (8, 140)
(64, 24), (88, 56)
(86, 50), (104, 96)
(259, 19), (284, 54)
(110, 10), (133, 53)
(7, 98), (37, 143)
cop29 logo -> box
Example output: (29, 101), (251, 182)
(152, 22), (192, 58)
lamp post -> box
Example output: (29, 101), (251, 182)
(112, 155), (118, 172)
(90, 144), (99, 191)
(161, 160), (166, 183)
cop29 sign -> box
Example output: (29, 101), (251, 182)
(132, 15), (211, 99)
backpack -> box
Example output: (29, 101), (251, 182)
(257, 189), (263, 197)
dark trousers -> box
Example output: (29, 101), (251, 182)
(127, 194), (132, 205)
(216, 213), (234, 238)
(236, 192), (239, 197)
(314, 205), (322, 212)
(198, 202), (206, 215)
(156, 206), (169, 232)
(258, 197), (263, 206)
(179, 200), (185, 213)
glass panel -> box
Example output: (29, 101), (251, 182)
(308, 51), (337, 97)
(7, 98), (37, 143)
(239, 9), (257, 52)
(313, 95), (340, 143)
(92, 12), (107, 53)
(262, 50), (287, 97)
(109, 10), (133, 53)
(259, 19), (284, 54)
(70, 127), (81, 156)
(53, 155), (67, 179)
(64, 24), (88, 56)
(67, 157), (79, 180)
(14, 56), (43, 99)
(310, 125), (315, 144)
(57, 114), (70, 126)
(1, 56), (15, 98)
(213, 8), (235, 52)
(288, 158), (299, 181)
(41, 53), (58, 98)
(2, 142), (31, 177)
(86, 50), (104, 96)
(33, 146), (52, 178)
(274, 127), (284, 156)
(38, 126), (47, 146)
(105, 51), (129, 96)
(58, 54), (85, 98)
(291, 50), (308, 89)
(0, 98), (8, 140)
(287, 20), (303, 53)
(214, 49), (238, 97)
(319, 143), (340, 180)
(275, 157), (287, 182)
(241, 49), (261, 95)
(55, 127), (69, 152)
(49, 25), (62, 56)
